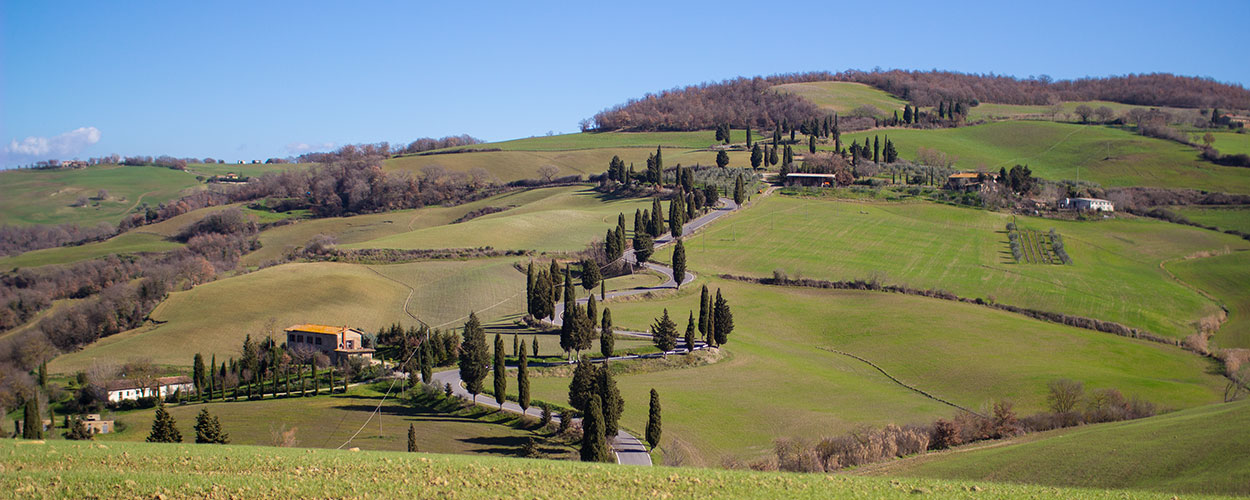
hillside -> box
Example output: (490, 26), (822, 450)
(0, 439), (1228, 499)
(859, 400), (1250, 497)
(0, 164), (201, 227)
(772, 81), (908, 116)
(840, 121), (1250, 194)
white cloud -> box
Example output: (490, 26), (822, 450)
(4, 127), (102, 164)
(285, 141), (336, 154)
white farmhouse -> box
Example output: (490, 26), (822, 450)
(105, 376), (195, 403)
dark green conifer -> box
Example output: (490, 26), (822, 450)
(493, 333), (506, 408)
(146, 403), (182, 443)
(651, 309), (678, 354)
(194, 408), (229, 444)
(600, 308), (614, 358)
(646, 389), (662, 451)
(580, 395), (612, 462)
(672, 239), (686, 289)
(407, 423), (418, 452)
(518, 341), (530, 412)
(458, 312), (489, 402)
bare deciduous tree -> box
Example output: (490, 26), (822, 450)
(537, 165), (560, 182)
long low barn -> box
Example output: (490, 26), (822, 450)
(105, 376), (194, 403)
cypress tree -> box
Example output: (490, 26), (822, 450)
(746, 126), (752, 147)
(646, 389), (662, 451)
(634, 209), (644, 238)
(873, 136), (880, 163)
(513, 333), (520, 357)
(525, 262), (536, 316)
(568, 360), (597, 411)
(600, 308), (614, 358)
(38, 362), (47, 388)
(750, 143), (763, 168)
(633, 233), (654, 264)
(532, 335), (540, 358)
(733, 175), (745, 205)
(651, 309), (678, 354)
(493, 333), (506, 409)
(458, 312), (489, 402)
(22, 396), (41, 439)
(580, 395), (611, 462)
(549, 260), (562, 303)
(194, 408), (229, 444)
(420, 336), (433, 384)
(586, 295), (598, 331)
(193, 353), (205, 395)
(146, 403), (182, 443)
(685, 312), (697, 351)
(698, 285), (710, 337)
(669, 197), (684, 238)
(714, 289), (734, 345)
(407, 423), (418, 452)
(650, 198), (665, 237)
(672, 239), (686, 289)
(808, 134), (816, 154)
(518, 341), (530, 412)
(581, 259), (600, 291)
(596, 367), (623, 438)
(768, 145), (778, 166)
(716, 150), (729, 168)
(904, 105), (913, 124)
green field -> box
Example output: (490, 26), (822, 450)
(94, 383), (573, 458)
(48, 258), (525, 373)
(469, 130), (750, 151)
(965, 100), (1201, 124)
(0, 231), (181, 269)
(347, 186), (656, 253)
(840, 121), (1250, 193)
(861, 400), (1250, 496)
(3, 439), (1216, 500)
(1172, 205), (1250, 233)
(772, 81), (908, 116)
(515, 277), (1225, 465)
(1169, 251), (1250, 349)
(0, 164), (201, 226)
(184, 162), (307, 178)
(1204, 131), (1250, 156)
(674, 195), (1246, 340)
(384, 147), (751, 183)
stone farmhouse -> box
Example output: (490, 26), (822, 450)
(284, 324), (376, 364)
(1059, 197), (1115, 212)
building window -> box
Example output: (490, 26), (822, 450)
(346, 340), (353, 349)
(315, 337), (322, 345)
(297, 335), (304, 343)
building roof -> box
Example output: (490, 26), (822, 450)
(285, 324), (357, 335)
(785, 173), (836, 178)
(1071, 197), (1112, 203)
(105, 375), (192, 392)
(948, 172), (981, 179)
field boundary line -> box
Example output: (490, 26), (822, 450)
(361, 265), (429, 328)
(816, 346), (984, 417)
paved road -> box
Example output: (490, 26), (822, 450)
(433, 193), (753, 467)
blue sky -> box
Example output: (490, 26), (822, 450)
(3, 0), (1248, 166)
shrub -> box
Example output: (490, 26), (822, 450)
(929, 419), (962, 449)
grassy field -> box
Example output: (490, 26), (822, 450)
(1168, 251), (1250, 349)
(469, 130), (749, 151)
(514, 277), (1226, 465)
(675, 195), (1246, 340)
(839, 121), (1250, 193)
(384, 147), (751, 183)
(1172, 205), (1250, 233)
(1204, 131), (1250, 155)
(93, 383), (573, 458)
(861, 400), (1250, 496)
(0, 164), (201, 227)
(184, 162), (307, 178)
(347, 186), (656, 253)
(965, 100), (1201, 124)
(243, 186), (589, 266)
(3, 440), (1218, 500)
(772, 81), (908, 116)
(0, 231), (181, 269)
(48, 258), (526, 373)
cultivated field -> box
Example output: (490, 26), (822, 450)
(347, 186), (656, 253)
(1, 439), (1209, 500)
(1172, 205), (1250, 234)
(48, 258), (526, 373)
(839, 121), (1250, 193)
(964, 100), (1202, 124)
(384, 147), (751, 183)
(772, 81), (908, 116)
(1168, 251), (1250, 349)
(672, 195), (1246, 340)
(0, 231), (181, 269)
(0, 164), (201, 226)
(860, 400), (1250, 496)
(517, 277), (1226, 465)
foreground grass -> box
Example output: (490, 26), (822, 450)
(840, 121), (1250, 193)
(1169, 251), (1250, 349)
(860, 400), (1250, 497)
(0, 164), (201, 227)
(517, 277), (1225, 465)
(682, 195), (1246, 340)
(0, 439), (1227, 499)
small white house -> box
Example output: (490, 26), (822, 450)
(105, 376), (194, 403)
(1060, 197), (1114, 212)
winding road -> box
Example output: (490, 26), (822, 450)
(432, 193), (746, 466)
